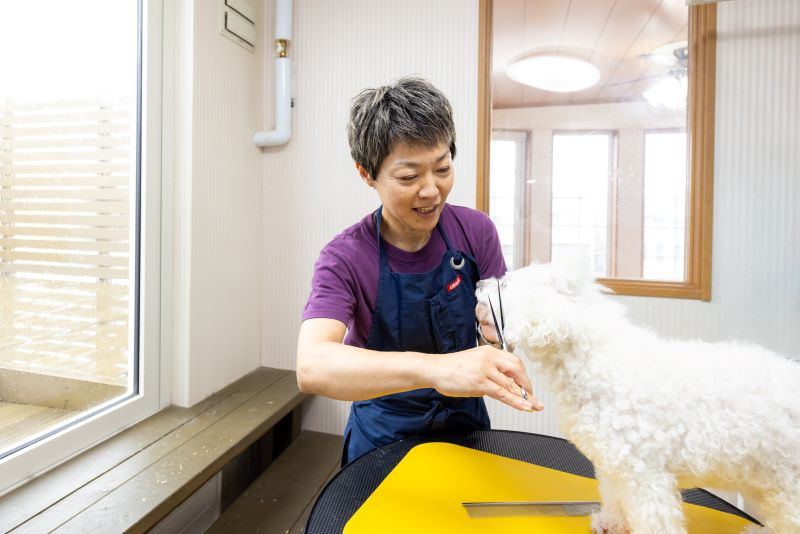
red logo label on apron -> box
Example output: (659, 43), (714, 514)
(447, 275), (462, 293)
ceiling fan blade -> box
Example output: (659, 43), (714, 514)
(602, 73), (671, 89)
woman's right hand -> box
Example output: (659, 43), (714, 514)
(429, 345), (544, 412)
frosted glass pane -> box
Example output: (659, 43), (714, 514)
(551, 133), (610, 277)
(643, 132), (687, 280)
(0, 0), (139, 458)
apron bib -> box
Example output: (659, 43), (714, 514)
(342, 207), (490, 465)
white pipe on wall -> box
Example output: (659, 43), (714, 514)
(254, 0), (292, 147)
(274, 0), (292, 39)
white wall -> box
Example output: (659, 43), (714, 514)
(166, 0), (264, 406)
(260, 0), (800, 437)
(259, 0), (479, 433)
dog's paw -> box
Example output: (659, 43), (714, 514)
(590, 510), (630, 534)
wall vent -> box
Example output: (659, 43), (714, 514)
(221, 0), (256, 52)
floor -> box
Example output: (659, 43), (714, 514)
(0, 277), (129, 385)
(0, 277), (129, 453)
(0, 401), (78, 451)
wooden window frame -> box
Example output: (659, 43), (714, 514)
(477, 0), (717, 300)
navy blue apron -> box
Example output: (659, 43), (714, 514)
(341, 207), (490, 465)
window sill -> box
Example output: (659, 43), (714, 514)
(0, 367), (306, 533)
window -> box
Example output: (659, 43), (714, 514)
(479, 1), (716, 299)
(643, 131), (688, 281)
(551, 133), (613, 278)
(489, 132), (527, 269)
(0, 0), (162, 495)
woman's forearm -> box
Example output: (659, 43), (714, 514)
(295, 319), (539, 411)
(296, 341), (442, 400)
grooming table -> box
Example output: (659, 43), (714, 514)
(304, 429), (760, 533)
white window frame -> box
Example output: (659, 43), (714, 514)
(0, 0), (165, 496)
(490, 130), (528, 270)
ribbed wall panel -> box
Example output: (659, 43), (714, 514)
(178, 0), (264, 404)
(262, 0), (800, 437)
(624, 0), (800, 357)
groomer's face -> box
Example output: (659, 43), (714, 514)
(359, 142), (454, 241)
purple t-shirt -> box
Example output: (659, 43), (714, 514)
(302, 204), (507, 348)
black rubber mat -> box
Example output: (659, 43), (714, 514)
(681, 488), (761, 526)
(305, 429), (759, 533)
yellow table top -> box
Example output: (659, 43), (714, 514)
(344, 442), (753, 533)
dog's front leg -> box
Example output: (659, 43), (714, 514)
(617, 471), (686, 534)
(591, 474), (630, 534)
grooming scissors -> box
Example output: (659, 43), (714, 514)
(487, 279), (529, 402)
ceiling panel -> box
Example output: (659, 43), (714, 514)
(567, 0), (663, 105)
(559, 0), (620, 54)
(521, 0), (572, 52)
(492, 0), (689, 109)
(596, 1), (689, 101)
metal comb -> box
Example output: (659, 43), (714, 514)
(462, 500), (601, 518)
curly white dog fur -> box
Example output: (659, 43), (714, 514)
(476, 263), (800, 534)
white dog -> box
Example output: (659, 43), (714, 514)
(476, 263), (800, 534)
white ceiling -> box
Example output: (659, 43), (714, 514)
(492, 0), (688, 109)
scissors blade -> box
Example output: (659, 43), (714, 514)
(487, 296), (506, 350)
(490, 280), (529, 402)
(497, 279), (505, 337)
(489, 280), (528, 400)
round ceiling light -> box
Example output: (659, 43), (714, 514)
(506, 55), (600, 93)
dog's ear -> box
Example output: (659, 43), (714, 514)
(550, 252), (594, 296)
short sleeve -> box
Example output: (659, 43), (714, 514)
(476, 212), (508, 280)
(302, 246), (356, 326)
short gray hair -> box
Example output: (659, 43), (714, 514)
(347, 76), (457, 179)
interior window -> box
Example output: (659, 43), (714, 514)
(480, 1), (716, 299)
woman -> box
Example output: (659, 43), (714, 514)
(297, 76), (542, 465)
